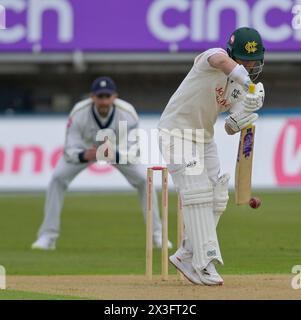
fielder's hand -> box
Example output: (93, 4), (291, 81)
(243, 82), (265, 113)
(83, 146), (97, 161)
(225, 111), (258, 133)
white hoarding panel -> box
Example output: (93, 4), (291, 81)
(0, 115), (300, 191)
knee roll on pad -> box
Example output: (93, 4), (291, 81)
(182, 187), (213, 207)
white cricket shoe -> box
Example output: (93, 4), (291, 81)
(31, 235), (56, 251)
(170, 247), (223, 286)
(169, 252), (204, 285)
(195, 262), (224, 286)
(153, 233), (173, 249)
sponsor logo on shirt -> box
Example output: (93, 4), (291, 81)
(215, 87), (231, 108)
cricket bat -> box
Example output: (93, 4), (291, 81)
(235, 84), (256, 205)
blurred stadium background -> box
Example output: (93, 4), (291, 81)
(0, 0), (301, 299)
(0, 0), (300, 192)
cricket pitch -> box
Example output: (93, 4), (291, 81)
(6, 274), (301, 300)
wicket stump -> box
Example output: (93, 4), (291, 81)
(146, 166), (184, 281)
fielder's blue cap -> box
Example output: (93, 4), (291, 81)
(91, 76), (117, 95)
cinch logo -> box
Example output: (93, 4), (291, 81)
(0, 4), (6, 29)
(0, 146), (113, 175)
(0, 0), (73, 44)
(274, 119), (301, 186)
(292, 4), (301, 30)
(147, 0), (301, 44)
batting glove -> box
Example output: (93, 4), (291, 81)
(243, 82), (265, 113)
(225, 111), (258, 133)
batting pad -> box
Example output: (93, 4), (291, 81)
(213, 173), (230, 226)
(182, 187), (223, 270)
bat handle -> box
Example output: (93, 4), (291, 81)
(248, 83), (256, 94)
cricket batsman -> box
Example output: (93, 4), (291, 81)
(158, 27), (265, 285)
(32, 76), (172, 250)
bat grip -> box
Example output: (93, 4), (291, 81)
(248, 83), (256, 94)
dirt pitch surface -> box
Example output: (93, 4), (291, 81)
(6, 275), (301, 300)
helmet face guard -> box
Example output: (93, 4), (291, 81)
(248, 60), (264, 82)
(230, 55), (264, 81)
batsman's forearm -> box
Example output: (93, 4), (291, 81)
(228, 65), (252, 91)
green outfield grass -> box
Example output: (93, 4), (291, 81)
(0, 290), (83, 300)
(0, 191), (300, 277)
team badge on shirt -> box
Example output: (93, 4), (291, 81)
(231, 89), (242, 99)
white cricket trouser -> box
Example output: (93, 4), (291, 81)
(38, 157), (162, 239)
(159, 131), (223, 270)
